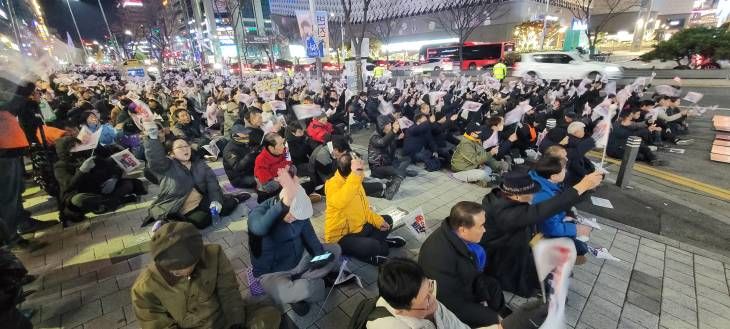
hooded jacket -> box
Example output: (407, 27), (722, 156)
(403, 121), (437, 156)
(132, 241), (274, 329)
(368, 115), (398, 167)
(324, 171), (384, 243)
(451, 135), (490, 172)
(247, 197), (324, 277)
(480, 187), (579, 297)
(418, 220), (500, 327)
(143, 137), (223, 221)
(528, 171), (576, 238)
(221, 137), (257, 188)
(54, 137), (123, 198)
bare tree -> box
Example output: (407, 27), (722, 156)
(368, 14), (399, 69)
(435, 0), (507, 67)
(341, 0), (373, 91)
(567, 0), (639, 55)
(145, 1), (185, 69)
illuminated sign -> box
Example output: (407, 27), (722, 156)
(0, 8), (7, 20)
(122, 0), (143, 8)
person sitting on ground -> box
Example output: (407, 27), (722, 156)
(254, 132), (291, 201)
(131, 222), (282, 329)
(419, 201), (510, 328)
(369, 257), (547, 329)
(143, 129), (244, 229)
(324, 153), (406, 265)
(485, 116), (518, 161)
(538, 127), (569, 155)
(222, 126), (258, 189)
(481, 169), (603, 297)
(54, 137), (146, 225)
(529, 155), (592, 265)
(306, 112), (334, 146)
(285, 122), (311, 166)
(403, 113), (441, 171)
(368, 115), (417, 180)
(450, 123), (507, 187)
(608, 108), (664, 166)
(247, 167), (341, 316)
(171, 109), (211, 156)
(565, 121), (595, 186)
(311, 135), (400, 199)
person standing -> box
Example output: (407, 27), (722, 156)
(492, 59), (508, 83)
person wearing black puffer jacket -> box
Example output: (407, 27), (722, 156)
(480, 169), (603, 298)
(222, 125), (258, 189)
(368, 115), (416, 180)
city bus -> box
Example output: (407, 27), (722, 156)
(419, 41), (515, 70)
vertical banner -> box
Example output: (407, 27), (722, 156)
(314, 11), (330, 59)
(295, 10), (314, 43)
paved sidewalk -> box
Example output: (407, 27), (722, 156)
(15, 145), (730, 329)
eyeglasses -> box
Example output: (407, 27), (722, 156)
(407, 279), (435, 311)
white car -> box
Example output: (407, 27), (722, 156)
(413, 58), (454, 73)
(513, 51), (623, 80)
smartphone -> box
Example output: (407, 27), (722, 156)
(310, 252), (332, 263)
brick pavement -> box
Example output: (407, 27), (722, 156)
(14, 139), (730, 329)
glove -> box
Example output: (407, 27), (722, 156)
(100, 178), (118, 194)
(79, 156), (96, 173)
(209, 201), (223, 214)
(143, 122), (159, 139)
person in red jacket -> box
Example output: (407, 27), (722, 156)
(254, 133), (323, 203)
(306, 113), (334, 145)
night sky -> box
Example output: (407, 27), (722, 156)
(39, 0), (121, 43)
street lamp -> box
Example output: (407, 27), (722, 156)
(65, 0), (88, 62)
(124, 30), (133, 36)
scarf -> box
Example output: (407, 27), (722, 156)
(465, 241), (487, 272)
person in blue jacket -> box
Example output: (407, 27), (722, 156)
(529, 152), (592, 265)
(247, 166), (341, 317)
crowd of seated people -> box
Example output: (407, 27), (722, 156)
(4, 67), (697, 328)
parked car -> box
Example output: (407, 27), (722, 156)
(513, 51), (623, 80)
(413, 58), (454, 73)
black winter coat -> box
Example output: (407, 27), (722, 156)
(565, 136), (595, 186)
(419, 220), (499, 327)
(222, 141), (257, 185)
(480, 187), (580, 297)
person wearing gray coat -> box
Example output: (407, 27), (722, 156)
(143, 132), (241, 229)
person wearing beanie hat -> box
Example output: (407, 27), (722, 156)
(481, 168), (603, 297)
(367, 257), (547, 329)
(131, 222), (282, 329)
(450, 123), (507, 187)
(247, 166), (341, 316)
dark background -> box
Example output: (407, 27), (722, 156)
(40, 0), (121, 43)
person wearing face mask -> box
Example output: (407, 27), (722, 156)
(247, 167), (340, 317)
(367, 257), (547, 329)
(142, 130), (241, 229)
(53, 137), (146, 225)
(222, 126), (259, 189)
(481, 169), (603, 297)
(79, 111), (116, 146)
(418, 202), (512, 328)
(485, 116), (517, 161)
(131, 221), (282, 329)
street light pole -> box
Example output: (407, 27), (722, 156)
(540, 0), (550, 50)
(65, 0), (87, 62)
(308, 0), (323, 81)
(97, 0), (121, 60)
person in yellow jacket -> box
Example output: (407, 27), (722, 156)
(493, 59), (507, 82)
(324, 153), (406, 265)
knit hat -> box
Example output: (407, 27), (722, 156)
(279, 184), (313, 220)
(465, 122), (483, 137)
(150, 222), (204, 271)
(500, 170), (541, 195)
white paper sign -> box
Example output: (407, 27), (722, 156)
(110, 149), (142, 173)
(683, 92), (703, 104)
(71, 126), (102, 152)
(461, 100), (483, 112)
(403, 207), (428, 241)
(292, 104), (324, 120)
(590, 196), (614, 209)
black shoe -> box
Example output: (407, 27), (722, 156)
(10, 237), (48, 252)
(323, 271), (339, 288)
(121, 194), (140, 204)
(16, 218), (58, 235)
(383, 178), (402, 200)
(290, 301), (310, 316)
(405, 170), (418, 177)
(498, 305), (513, 318)
(367, 255), (389, 266)
(233, 192), (252, 204)
(385, 236), (406, 248)
(60, 211), (86, 226)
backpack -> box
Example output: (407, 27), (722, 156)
(347, 298), (392, 329)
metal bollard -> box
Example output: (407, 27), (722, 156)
(616, 136), (642, 188)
